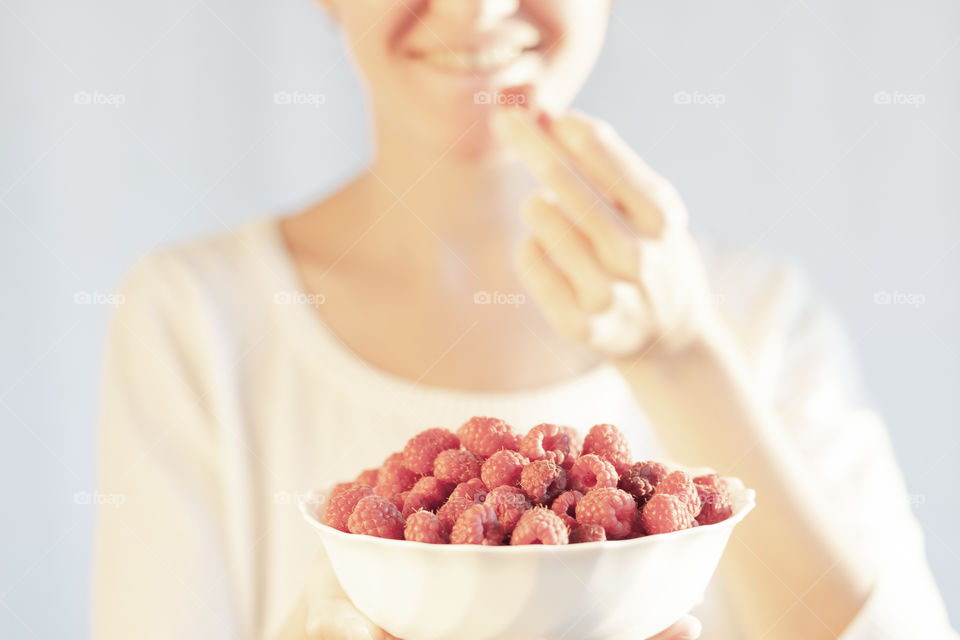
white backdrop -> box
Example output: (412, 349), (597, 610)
(2, 0), (958, 637)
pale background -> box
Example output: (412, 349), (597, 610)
(1, 0), (958, 637)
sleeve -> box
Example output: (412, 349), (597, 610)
(770, 269), (958, 639)
(91, 254), (253, 639)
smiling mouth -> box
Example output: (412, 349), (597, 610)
(409, 33), (542, 74)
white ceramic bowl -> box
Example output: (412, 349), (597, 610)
(301, 475), (755, 640)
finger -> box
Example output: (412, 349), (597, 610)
(515, 236), (589, 341)
(646, 615), (702, 640)
(494, 108), (638, 280)
(521, 193), (613, 312)
(551, 111), (688, 235)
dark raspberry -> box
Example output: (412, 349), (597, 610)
(569, 523), (607, 543)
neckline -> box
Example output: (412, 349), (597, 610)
(253, 216), (628, 412)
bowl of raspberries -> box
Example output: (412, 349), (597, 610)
(301, 417), (755, 640)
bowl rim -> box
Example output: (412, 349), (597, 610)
(299, 473), (756, 553)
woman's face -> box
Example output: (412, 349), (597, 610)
(324, 0), (611, 156)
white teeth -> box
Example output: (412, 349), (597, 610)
(422, 45), (526, 72)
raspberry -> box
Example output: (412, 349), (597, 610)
(480, 449), (529, 489)
(641, 493), (696, 535)
(355, 468), (379, 486)
(402, 476), (454, 517)
(569, 523), (606, 543)
(450, 503), (504, 545)
(568, 454), (619, 494)
(347, 495), (405, 539)
(519, 423), (571, 469)
(550, 490), (584, 529)
(694, 477), (733, 525)
(433, 449), (483, 485)
(582, 424), (632, 474)
(325, 483), (374, 532)
(561, 426), (583, 462)
(374, 452), (418, 500)
(402, 428), (461, 476)
(457, 416), (520, 457)
(632, 461), (670, 487)
(485, 485), (531, 535)
(575, 487), (636, 539)
(437, 478), (487, 530)
(404, 510), (449, 544)
(617, 469), (652, 509)
(510, 508), (569, 545)
(520, 459), (567, 503)
(390, 490), (410, 512)
(693, 473), (728, 493)
(656, 470), (700, 517)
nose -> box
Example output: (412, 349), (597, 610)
(430, 0), (519, 25)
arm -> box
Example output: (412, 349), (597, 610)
(500, 106), (956, 639)
(92, 254), (250, 639)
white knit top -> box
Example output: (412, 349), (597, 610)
(91, 218), (956, 639)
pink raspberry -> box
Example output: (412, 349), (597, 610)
(480, 449), (529, 489)
(401, 476), (454, 517)
(347, 495), (405, 539)
(641, 493), (696, 535)
(404, 510), (449, 544)
(510, 508), (569, 545)
(324, 483), (374, 532)
(437, 478), (488, 530)
(582, 423), (632, 474)
(402, 428), (461, 476)
(693, 475), (733, 525)
(519, 423), (572, 469)
(374, 452), (418, 500)
(550, 490), (584, 529)
(355, 468), (379, 487)
(575, 487), (636, 539)
(485, 485), (531, 535)
(433, 449), (483, 485)
(656, 470), (700, 517)
(457, 416), (520, 457)
(569, 523), (607, 543)
(568, 454), (619, 494)
(390, 490), (410, 512)
(561, 426), (583, 462)
(520, 459), (567, 504)
(450, 503), (504, 545)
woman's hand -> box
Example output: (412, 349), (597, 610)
(495, 107), (721, 361)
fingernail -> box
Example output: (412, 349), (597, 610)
(678, 615), (702, 639)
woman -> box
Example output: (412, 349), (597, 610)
(92, 1), (956, 639)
